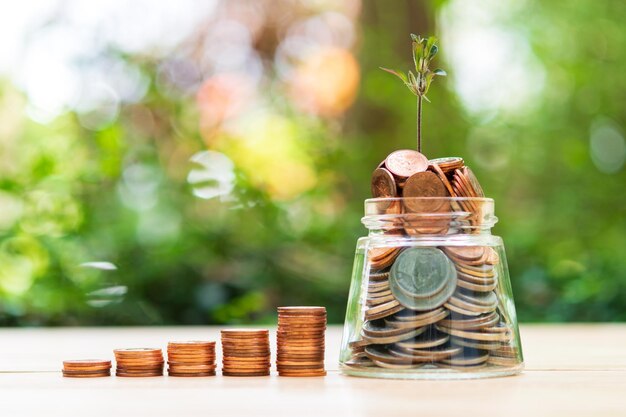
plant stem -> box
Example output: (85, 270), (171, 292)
(417, 95), (423, 153)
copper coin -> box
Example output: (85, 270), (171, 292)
(62, 371), (111, 378)
(442, 245), (485, 261)
(277, 306), (326, 314)
(277, 340), (325, 347)
(385, 150), (429, 178)
(429, 163), (456, 197)
(221, 329), (269, 336)
(403, 171), (449, 212)
(364, 300), (403, 321)
(371, 168), (397, 198)
(222, 371), (270, 377)
(114, 348), (162, 355)
(63, 359), (111, 367)
(463, 167), (484, 197)
(116, 372), (163, 377)
(429, 157), (464, 173)
(221, 363), (270, 368)
(168, 340), (215, 346)
(62, 369), (111, 376)
(278, 371), (326, 377)
(169, 371), (216, 377)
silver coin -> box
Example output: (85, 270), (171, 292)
(389, 247), (457, 311)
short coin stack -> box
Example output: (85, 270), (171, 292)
(276, 306), (327, 377)
(167, 341), (216, 377)
(62, 359), (111, 378)
(114, 348), (164, 377)
(221, 329), (270, 376)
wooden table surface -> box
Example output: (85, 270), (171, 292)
(1, 324), (625, 416)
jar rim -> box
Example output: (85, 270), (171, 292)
(365, 197), (495, 204)
(362, 197), (497, 233)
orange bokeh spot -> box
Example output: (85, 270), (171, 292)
(289, 47), (360, 117)
(196, 73), (254, 139)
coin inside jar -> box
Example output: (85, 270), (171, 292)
(402, 171), (450, 213)
(389, 247), (457, 311)
(371, 168), (398, 198)
(384, 149), (429, 179)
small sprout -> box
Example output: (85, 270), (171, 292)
(381, 34), (446, 152)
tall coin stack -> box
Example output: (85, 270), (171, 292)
(167, 341), (216, 377)
(220, 329), (271, 376)
(276, 306), (327, 377)
(114, 348), (164, 377)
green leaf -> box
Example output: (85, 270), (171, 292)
(429, 44), (438, 59)
(379, 67), (408, 84)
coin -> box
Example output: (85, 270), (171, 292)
(371, 359), (419, 369)
(369, 279), (390, 291)
(389, 344), (462, 361)
(437, 312), (500, 330)
(369, 246), (402, 270)
(364, 345), (415, 365)
(435, 326), (511, 342)
(402, 171), (449, 213)
(364, 299), (403, 320)
(463, 167), (484, 198)
(428, 163), (456, 197)
(456, 278), (497, 293)
(429, 157), (464, 174)
(278, 306), (326, 315)
(454, 290), (498, 308)
(451, 337), (502, 351)
(371, 168), (398, 198)
(384, 150), (429, 179)
(369, 270), (390, 281)
(396, 329), (450, 349)
(62, 370), (111, 378)
(389, 247), (457, 311)
(443, 246), (486, 262)
(445, 292), (497, 315)
(362, 326), (425, 345)
(385, 308), (449, 329)
(440, 349), (489, 366)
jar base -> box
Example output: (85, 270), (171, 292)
(340, 362), (524, 380)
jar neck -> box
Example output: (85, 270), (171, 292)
(362, 197), (497, 237)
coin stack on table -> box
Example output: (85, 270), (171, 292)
(220, 329), (271, 377)
(62, 359), (111, 378)
(167, 341), (216, 377)
(114, 348), (164, 377)
(276, 306), (327, 377)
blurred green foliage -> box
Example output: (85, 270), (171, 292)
(0, 0), (625, 326)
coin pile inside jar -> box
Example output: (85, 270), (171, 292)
(220, 329), (270, 377)
(344, 152), (521, 371)
(62, 359), (111, 378)
(167, 341), (216, 377)
(276, 306), (327, 377)
(371, 151), (486, 232)
(114, 348), (164, 377)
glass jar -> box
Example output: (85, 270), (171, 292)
(339, 197), (523, 379)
